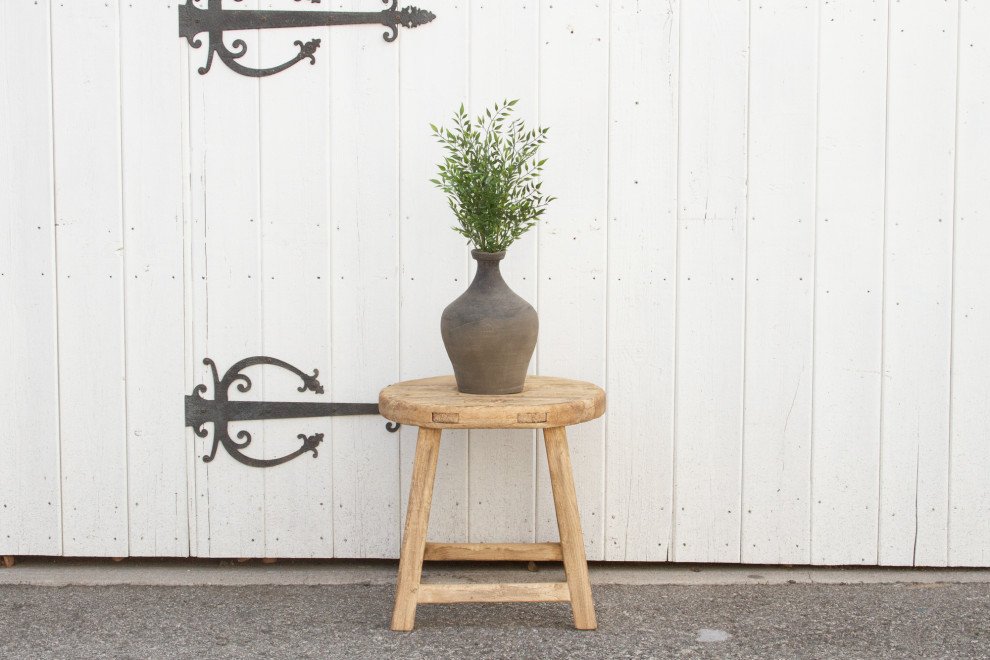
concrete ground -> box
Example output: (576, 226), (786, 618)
(1, 559), (988, 659)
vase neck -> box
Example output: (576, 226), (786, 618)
(471, 249), (506, 262)
(470, 250), (506, 288)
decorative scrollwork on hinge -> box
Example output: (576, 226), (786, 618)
(185, 356), (398, 469)
(179, 0), (436, 78)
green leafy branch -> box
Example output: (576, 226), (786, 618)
(429, 99), (555, 253)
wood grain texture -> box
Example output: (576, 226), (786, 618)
(120, 0), (188, 558)
(329, 0), (402, 559)
(741, 0), (817, 565)
(949, 0), (990, 568)
(379, 376), (606, 429)
(387, 387), (596, 628)
(186, 0), (266, 559)
(185, 9), (209, 559)
(51, 0), (129, 557)
(424, 542), (563, 562)
(544, 427), (596, 629)
(0, 0), (62, 556)
(257, 3), (334, 559)
(878, 0), (957, 568)
(673, 0), (749, 563)
(604, 0), (678, 563)
(392, 428), (441, 631)
(417, 582), (570, 604)
(811, 0), (888, 565)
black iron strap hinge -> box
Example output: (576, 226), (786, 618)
(185, 356), (398, 469)
(179, 0), (436, 78)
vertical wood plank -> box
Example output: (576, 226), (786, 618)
(186, 3), (209, 558)
(740, 0), (818, 565)
(398, 1), (469, 545)
(0, 0), (62, 556)
(186, 5), (210, 558)
(949, 0), (990, 568)
(536, 0), (609, 560)
(50, 0), (128, 557)
(811, 0), (888, 565)
(878, 0), (957, 567)
(119, 0), (189, 557)
(604, 0), (678, 562)
(257, 9), (334, 559)
(466, 0), (540, 546)
(329, 0), (402, 558)
(187, 0), (266, 558)
(672, 0), (749, 563)
(180, 34), (198, 558)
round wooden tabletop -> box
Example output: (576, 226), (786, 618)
(379, 375), (606, 429)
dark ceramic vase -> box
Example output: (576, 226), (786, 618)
(441, 250), (538, 395)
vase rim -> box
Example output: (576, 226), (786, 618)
(471, 249), (506, 261)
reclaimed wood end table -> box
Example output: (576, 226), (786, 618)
(379, 375), (606, 631)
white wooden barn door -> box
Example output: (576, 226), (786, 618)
(3, 0), (990, 566)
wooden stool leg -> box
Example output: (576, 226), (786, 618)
(543, 426), (597, 630)
(392, 427), (442, 631)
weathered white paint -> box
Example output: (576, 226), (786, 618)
(329, 0), (402, 559)
(257, 4), (335, 558)
(187, 0), (267, 559)
(1, 0), (988, 566)
(672, 0), (749, 563)
(811, 0), (888, 566)
(604, 0), (678, 562)
(51, 0), (129, 557)
(949, 0), (990, 568)
(535, 0), (609, 560)
(0, 0), (61, 557)
(878, 0), (957, 568)
(120, 0), (189, 557)
(741, 0), (817, 565)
